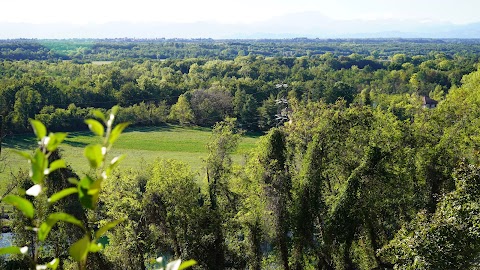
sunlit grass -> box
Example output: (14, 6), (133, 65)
(0, 125), (260, 194)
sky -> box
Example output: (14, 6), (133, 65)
(2, 0), (480, 25)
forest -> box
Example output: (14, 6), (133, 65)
(1, 39), (480, 269)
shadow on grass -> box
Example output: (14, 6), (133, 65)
(123, 124), (264, 140)
(123, 124), (175, 133)
(3, 132), (91, 150)
(126, 124), (263, 136)
(2, 124), (263, 151)
(62, 140), (89, 148)
(2, 135), (37, 150)
(243, 130), (264, 139)
(121, 124), (212, 134)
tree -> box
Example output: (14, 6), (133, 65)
(12, 86), (41, 130)
(115, 82), (141, 106)
(229, 158), (270, 270)
(233, 89), (258, 130)
(44, 150), (108, 270)
(256, 128), (291, 270)
(291, 135), (331, 270)
(3, 111), (196, 270)
(204, 118), (242, 269)
(324, 81), (356, 105)
(257, 95), (278, 131)
(168, 94), (194, 125)
(2, 111), (128, 269)
(144, 159), (204, 266)
(102, 170), (150, 270)
(380, 163), (480, 269)
(190, 88), (233, 127)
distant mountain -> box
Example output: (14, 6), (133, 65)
(1, 12), (479, 39)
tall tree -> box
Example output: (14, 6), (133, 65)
(256, 128), (291, 270)
(168, 94), (194, 125)
(204, 118), (242, 269)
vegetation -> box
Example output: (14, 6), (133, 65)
(1, 125), (259, 184)
(2, 39), (480, 269)
(1, 39), (480, 61)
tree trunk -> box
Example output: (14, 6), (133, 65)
(248, 222), (262, 270)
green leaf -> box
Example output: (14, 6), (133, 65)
(110, 154), (126, 167)
(13, 150), (31, 160)
(30, 149), (48, 184)
(94, 219), (124, 239)
(38, 212), (84, 241)
(84, 144), (103, 169)
(47, 258), (60, 270)
(179, 260), (197, 270)
(106, 155), (126, 176)
(85, 119), (104, 137)
(89, 242), (102, 253)
(69, 235), (90, 262)
(108, 122), (129, 146)
(3, 195), (34, 219)
(46, 132), (67, 152)
(48, 187), (78, 204)
(78, 176), (102, 210)
(111, 105), (119, 117)
(47, 159), (66, 174)
(78, 176), (94, 209)
(30, 119), (47, 140)
(92, 109), (106, 122)
(68, 178), (79, 185)
(0, 246), (28, 255)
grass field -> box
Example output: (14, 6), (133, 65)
(0, 125), (261, 194)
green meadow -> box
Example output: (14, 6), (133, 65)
(0, 125), (260, 193)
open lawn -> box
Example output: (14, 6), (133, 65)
(0, 125), (260, 195)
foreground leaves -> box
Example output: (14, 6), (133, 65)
(69, 235), (90, 262)
(38, 213), (84, 241)
(0, 246), (28, 255)
(3, 195), (34, 219)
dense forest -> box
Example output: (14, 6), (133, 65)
(2, 39), (480, 61)
(1, 39), (479, 134)
(2, 39), (480, 269)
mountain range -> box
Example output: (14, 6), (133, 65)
(1, 12), (479, 39)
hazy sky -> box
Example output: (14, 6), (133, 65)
(2, 0), (479, 25)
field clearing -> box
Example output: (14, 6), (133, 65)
(91, 61), (114, 65)
(0, 125), (260, 194)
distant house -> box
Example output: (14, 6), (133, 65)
(422, 96), (438, 109)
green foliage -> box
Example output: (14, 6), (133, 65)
(1, 108), (128, 269)
(38, 212), (84, 241)
(257, 95), (278, 131)
(1, 41), (476, 135)
(68, 235), (91, 262)
(254, 128), (291, 269)
(3, 195), (34, 219)
(169, 95), (194, 125)
(0, 246), (29, 255)
(3, 40), (480, 270)
(190, 88), (233, 126)
(101, 160), (205, 269)
(379, 163), (480, 269)
(48, 187), (78, 204)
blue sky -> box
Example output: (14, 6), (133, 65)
(2, 0), (479, 25)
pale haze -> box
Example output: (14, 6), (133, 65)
(2, 0), (479, 24)
(1, 0), (480, 38)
